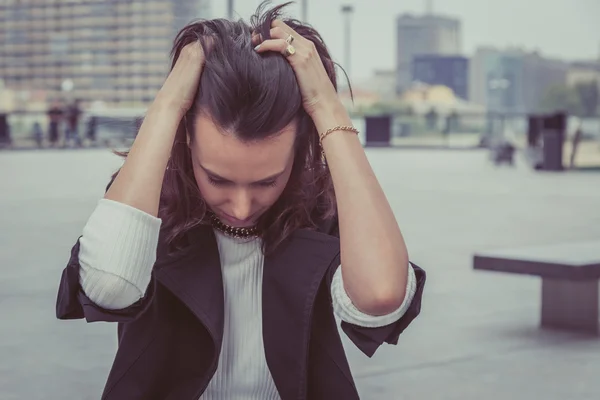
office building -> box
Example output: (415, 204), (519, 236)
(412, 55), (469, 99)
(0, 0), (210, 109)
(567, 61), (600, 87)
(396, 13), (461, 94)
(469, 47), (568, 114)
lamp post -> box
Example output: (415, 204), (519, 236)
(426, 0), (434, 15)
(301, 0), (307, 21)
(227, 0), (233, 19)
(340, 5), (354, 83)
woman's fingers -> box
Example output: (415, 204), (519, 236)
(271, 20), (298, 40)
(269, 26), (295, 42)
(252, 21), (301, 47)
(254, 38), (291, 55)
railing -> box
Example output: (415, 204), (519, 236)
(356, 111), (600, 151)
(1, 110), (599, 168)
(0, 110), (143, 149)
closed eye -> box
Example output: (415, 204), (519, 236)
(256, 180), (278, 188)
(208, 176), (230, 186)
(208, 176), (277, 188)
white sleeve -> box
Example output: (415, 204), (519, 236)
(78, 199), (162, 310)
(330, 262), (417, 328)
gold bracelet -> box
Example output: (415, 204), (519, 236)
(319, 125), (359, 147)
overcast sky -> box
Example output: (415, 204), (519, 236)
(206, 0), (600, 80)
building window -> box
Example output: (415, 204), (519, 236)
(90, 2), (112, 17)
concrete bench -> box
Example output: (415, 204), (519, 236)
(473, 241), (600, 334)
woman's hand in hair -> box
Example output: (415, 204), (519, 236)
(156, 41), (208, 119)
(253, 20), (342, 118)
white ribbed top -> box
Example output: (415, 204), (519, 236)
(201, 231), (279, 399)
(77, 199), (417, 399)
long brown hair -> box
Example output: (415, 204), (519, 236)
(119, 2), (346, 254)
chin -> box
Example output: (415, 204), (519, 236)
(217, 212), (259, 228)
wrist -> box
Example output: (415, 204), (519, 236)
(151, 94), (188, 121)
(309, 101), (352, 134)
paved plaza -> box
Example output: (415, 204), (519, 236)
(1, 148), (599, 399)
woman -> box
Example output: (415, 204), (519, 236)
(56, 3), (425, 399)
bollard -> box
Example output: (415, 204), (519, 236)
(364, 115), (391, 147)
(527, 114), (543, 147)
(541, 112), (566, 171)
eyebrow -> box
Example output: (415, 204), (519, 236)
(199, 165), (285, 184)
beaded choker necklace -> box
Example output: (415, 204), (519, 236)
(209, 213), (259, 239)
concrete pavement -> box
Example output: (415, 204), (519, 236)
(1, 148), (599, 399)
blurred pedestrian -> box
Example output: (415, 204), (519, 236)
(0, 113), (11, 147)
(47, 99), (63, 147)
(86, 115), (97, 145)
(32, 121), (43, 148)
(65, 99), (82, 147)
(570, 120), (583, 169)
(55, 3), (426, 399)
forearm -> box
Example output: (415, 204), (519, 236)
(105, 47), (202, 216)
(312, 104), (409, 316)
(104, 101), (181, 216)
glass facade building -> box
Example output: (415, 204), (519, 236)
(0, 0), (209, 108)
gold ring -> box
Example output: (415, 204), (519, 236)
(283, 44), (296, 57)
(285, 34), (294, 44)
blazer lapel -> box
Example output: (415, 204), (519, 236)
(152, 225), (340, 400)
(262, 229), (341, 400)
(154, 225), (224, 352)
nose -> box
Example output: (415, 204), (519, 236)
(229, 189), (253, 221)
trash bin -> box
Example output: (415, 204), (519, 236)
(364, 115), (391, 147)
(542, 112), (566, 171)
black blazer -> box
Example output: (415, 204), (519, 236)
(56, 218), (426, 400)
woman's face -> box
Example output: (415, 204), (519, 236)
(189, 114), (296, 228)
